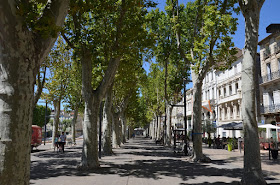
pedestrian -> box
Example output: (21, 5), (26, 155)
(59, 132), (67, 152)
(54, 134), (59, 151)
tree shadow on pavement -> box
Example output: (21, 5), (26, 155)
(30, 137), (280, 184)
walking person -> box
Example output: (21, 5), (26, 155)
(59, 132), (67, 152)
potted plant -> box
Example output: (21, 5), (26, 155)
(227, 138), (233, 151)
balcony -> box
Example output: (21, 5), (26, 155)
(218, 90), (242, 105)
(260, 104), (280, 114)
(260, 70), (280, 84)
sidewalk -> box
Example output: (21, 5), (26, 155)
(30, 137), (280, 185)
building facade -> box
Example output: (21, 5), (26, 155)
(216, 49), (243, 138)
(258, 31), (280, 140)
(171, 48), (262, 138)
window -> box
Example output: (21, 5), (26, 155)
(224, 87), (226, 97)
(267, 63), (271, 80)
(229, 85), (232, 96)
(237, 104), (240, 117)
(235, 83), (239, 93)
(225, 108), (227, 120)
(278, 58), (280, 71)
(269, 92), (274, 106)
(212, 88), (214, 99)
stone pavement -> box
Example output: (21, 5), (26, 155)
(30, 137), (280, 185)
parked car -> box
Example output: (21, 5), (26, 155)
(31, 125), (42, 151)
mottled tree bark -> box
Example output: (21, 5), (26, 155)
(238, 0), (266, 184)
(121, 112), (127, 143)
(79, 50), (121, 169)
(0, 1), (69, 184)
(112, 112), (121, 148)
(71, 105), (79, 144)
(102, 87), (113, 155)
(52, 99), (61, 148)
(166, 105), (173, 146)
(191, 70), (211, 162)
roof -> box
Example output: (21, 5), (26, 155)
(234, 47), (243, 59)
(258, 32), (280, 45)
(266, 24), (280, 33)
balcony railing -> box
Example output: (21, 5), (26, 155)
(260, 70), (280, 83)
(260, 104), (280, 114)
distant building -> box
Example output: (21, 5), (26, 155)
(46, 110), (83, 136)
(171, 48), (261, 138)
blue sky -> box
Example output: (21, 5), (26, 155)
(144, 0), (280, 89)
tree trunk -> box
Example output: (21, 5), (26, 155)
(79, 54), (99, 169)
(0, 57), (35, 185)
(156, 115), (161, 140)
(121, 112), (127, 143)
(71, 105), (79, 144)
(0, 1), (69, 184)
(153, 118), (157, 139)
(52, 99), (61, 147)
(166, 105), (173, 146)
(112, 112), (120, 148)
(102, 88), (113, 155)
(238, 1), (266, 184)
(80, 98), (100, 169)
(117, 120), (122, 146)
(191, 73), (211, 162)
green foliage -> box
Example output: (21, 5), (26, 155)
(32, 105), (51, 127)
(17, 1), (62, 38)
(202, 119), (216, 134)
(173, 0), (239, 73)
(61, 119), (72, 132)
(43, 36), (72, 102)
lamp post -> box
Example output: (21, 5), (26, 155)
(183, 78), (188, 156)
(44, 101), (48, 145)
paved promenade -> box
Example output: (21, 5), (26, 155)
(30, 137), (280, 185)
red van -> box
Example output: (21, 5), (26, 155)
(31, 125), (42, 150)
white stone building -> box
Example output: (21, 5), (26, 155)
(258, 28), (280, 140)
(171, 48), (262, 138)
(216, 48), (243, 138)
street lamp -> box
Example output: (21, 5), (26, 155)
(42, 101), (49, 145)
(183, 78), (188, 156)
(39, 100), (48, 145)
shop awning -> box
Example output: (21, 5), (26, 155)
(219, 122), (243, 130)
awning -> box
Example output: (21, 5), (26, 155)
(258, 124), (280, 129)
(134, 128), (145, 131)
(219, 122), (243, 130)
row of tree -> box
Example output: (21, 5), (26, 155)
(0, 0), (266, 184)
(143, 0), (266, 184)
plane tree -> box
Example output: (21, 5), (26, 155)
(172, 0), (238, 162)
(238, 0), (266, 184)
(43, 37), (72, 147)
(62, 0), (155, 169)
(0, 1), (69, 184)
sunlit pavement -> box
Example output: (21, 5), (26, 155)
(30, 136), (280, 185)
